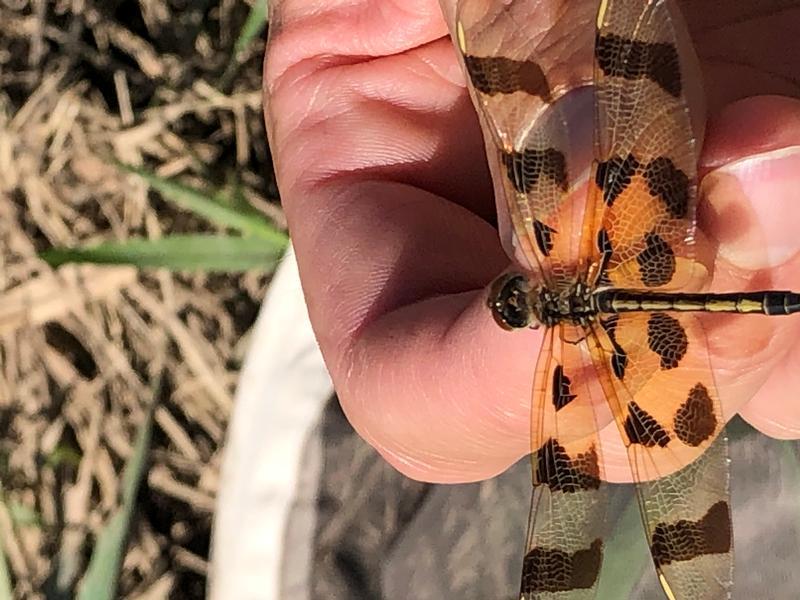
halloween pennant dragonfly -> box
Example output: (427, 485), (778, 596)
(455, 0), (800, 598)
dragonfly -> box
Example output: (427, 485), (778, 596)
(455, 0), (800, 598)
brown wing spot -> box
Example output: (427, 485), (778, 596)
(502, 147), (568, 194)
(624, 401), (671, 447)
(651, 501), (732, 567)
(674, 383), (717, 447)
(521, 539), (603, 594)
(463, 55), (551, 99)
(636, 231), (676, 287)
(552, 365), (577, 411)
(595, 154), (639, 207)
(534, 220), (557, 257)
(600, 316), (628, 380)
(595, 34), (682, 98)
(646, 313), (688, 369)
(644, 157), (690, 219)
(534, 438), (601, 492)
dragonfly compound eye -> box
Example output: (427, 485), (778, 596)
(488, 273), (534, 330)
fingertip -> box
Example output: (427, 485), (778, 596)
(699, 96), (800, 273)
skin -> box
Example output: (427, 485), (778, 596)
(264, 0), (800, 484)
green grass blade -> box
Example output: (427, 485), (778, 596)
(0, 511), (12, 600)
(8, 502), (40, 528)
(118, 164), (283, 242)
(234, 0), (268, 57)
(76, 398), (156, 600)
(219, 0), (268, 88)
(41, 234), (287, 272)
(596, 488), (648, 600)
(44, 445), (83, 470)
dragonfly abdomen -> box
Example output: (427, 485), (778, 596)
(596, 290), (800, 316)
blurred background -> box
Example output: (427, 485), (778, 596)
(1, 2), (799, 600)
(0, 0), (282, 597)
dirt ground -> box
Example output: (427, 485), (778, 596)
(0, 1), (277, 597)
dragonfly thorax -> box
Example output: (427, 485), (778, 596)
(488, 273), (597, 330)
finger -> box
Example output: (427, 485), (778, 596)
(285, 0), (618, 484)
(700, 95), (800, 438)
(707, 100), (800, 439)
(265, 1), (515, 482)
(740, 349), (800, 440)
(265, 0), (499, 360)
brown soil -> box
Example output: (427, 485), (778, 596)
(0, 2), (278, 598)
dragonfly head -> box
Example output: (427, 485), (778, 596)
(487, 273), (540, 330)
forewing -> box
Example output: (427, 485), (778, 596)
(586, 313), (733, 600)
(456, 0), (596, 287)
(521, 326), (610, 599)
(586, 0), (708, 290)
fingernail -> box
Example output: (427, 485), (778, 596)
(702, 145), (800, 270)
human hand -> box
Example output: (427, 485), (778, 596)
(263, 0), (800, 484)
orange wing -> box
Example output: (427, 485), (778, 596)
(455, 0), (597, 288)
(587, 312), (732, 600)
(584, 1), (733, 598)
(582, 0), (709, 291)
(520, 327), (611, 599)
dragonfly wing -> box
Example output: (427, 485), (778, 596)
(584, 0), (708, 291)
(586, 312), (733, 600)
(521, 326), (612, 599)
(456, 0), (597, 287)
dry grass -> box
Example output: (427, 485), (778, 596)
(0, 1), (276, 597)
